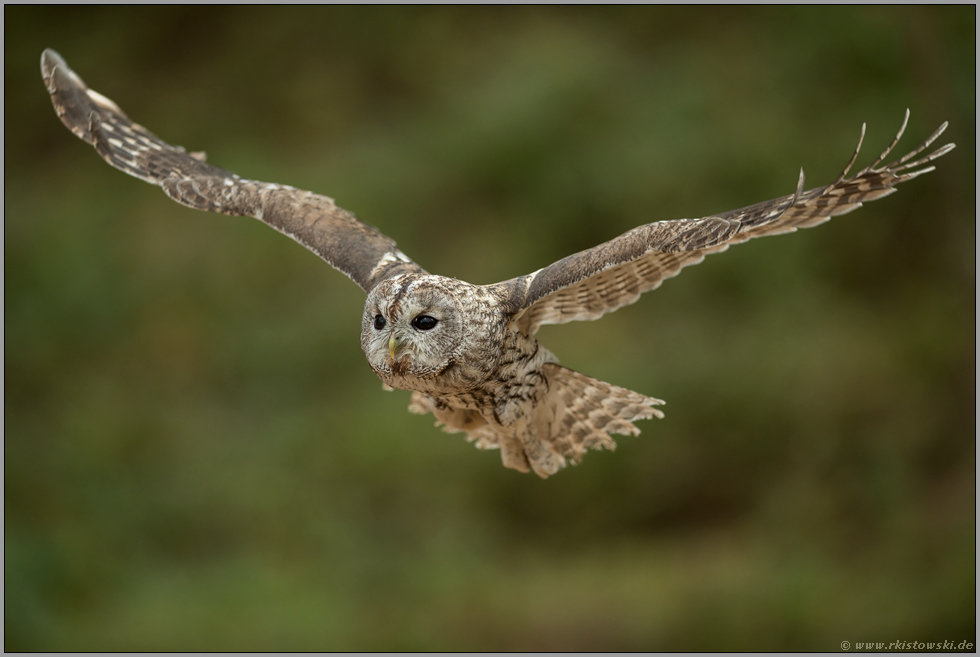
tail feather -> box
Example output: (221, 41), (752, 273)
(407, 366), (663, 478)
(538, 364), (664, 467)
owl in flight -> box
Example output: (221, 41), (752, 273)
(42, 49), (955, 478)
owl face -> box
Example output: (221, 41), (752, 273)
(361, 275), (469, 388)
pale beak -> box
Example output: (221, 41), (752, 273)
(389, 334), (400, 360)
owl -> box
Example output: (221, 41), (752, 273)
(41, 49), (955, 478)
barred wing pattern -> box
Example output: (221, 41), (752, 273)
(41, 49), (423, 293)
(502, 112), (954, 334)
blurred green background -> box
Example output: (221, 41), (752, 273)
(5, 6), (975, 651)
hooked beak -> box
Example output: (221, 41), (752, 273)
(389, 334), (400, 360)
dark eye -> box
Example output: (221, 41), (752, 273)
(373, 315), (386, 330)
(412, 315), (438, 331)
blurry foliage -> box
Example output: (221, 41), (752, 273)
(5, 5), (975, 651)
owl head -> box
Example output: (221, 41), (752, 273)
(361, 274), (477, 389)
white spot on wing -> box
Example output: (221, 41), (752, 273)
(369, 251), (402, 278)
(86, 89), (123, 114)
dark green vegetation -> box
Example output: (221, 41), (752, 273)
(5, 6), (974, 651)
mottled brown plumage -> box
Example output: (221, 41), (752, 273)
(42, 49), (955, 477)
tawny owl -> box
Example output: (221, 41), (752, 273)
(41, 49), (955, 478)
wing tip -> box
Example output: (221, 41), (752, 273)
(793, 167), (806, 205)
(40, 48), (66, 86)
(41, 48), (88, 96)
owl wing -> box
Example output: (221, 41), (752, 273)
(41, 49), (424, 293)
(494, 112), (954, 334)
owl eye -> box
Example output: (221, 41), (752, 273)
(373, 315), (386, 330)
(412, 315), (438, 331)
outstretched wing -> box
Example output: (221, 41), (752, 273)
(493, 111), (954, 334)
(41, 49), (424, 293)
